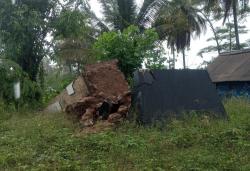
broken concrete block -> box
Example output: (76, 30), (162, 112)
(46, 102), (62, 113)
(66, 82), (75, 95)
(46, 76), (89, 113)
(46, 60), (131, 128)
(81, 108), (96, 127)
(108, 113), (123, 123)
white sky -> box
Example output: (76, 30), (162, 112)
(89, 0), (250, 69)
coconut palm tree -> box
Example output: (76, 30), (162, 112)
(95, 0), (167, 31)
(86, 0), (209, 69)
(205, 0), (249, 50)
(154, 0), (206, 69)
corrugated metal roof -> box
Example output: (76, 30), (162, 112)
(207, 50), (250, 83)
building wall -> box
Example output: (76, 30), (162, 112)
(216, 81), (250, 98)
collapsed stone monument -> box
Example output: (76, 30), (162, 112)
(46, 60), (131, 127)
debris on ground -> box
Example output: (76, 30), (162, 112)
(46, 60), (131, 128)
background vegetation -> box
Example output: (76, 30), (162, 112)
(0, 1), (250, 170)
(0, 0), (250, 108)
(93, 25), (166, 77)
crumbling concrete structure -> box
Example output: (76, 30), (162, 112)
(46, 60), (131, 127)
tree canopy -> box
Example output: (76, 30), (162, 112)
(0, 0), (58, 81)
(93, 25), (166, 77)
(0, 0), (249, 107)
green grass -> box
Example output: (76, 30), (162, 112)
(0, 98), (250, 171)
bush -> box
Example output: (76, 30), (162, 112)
(42, 70), (75, 105)
(93, 25), (166, 77)
(0, 59), (42, 109)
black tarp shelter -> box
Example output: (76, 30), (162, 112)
(133, 69), (227, 124)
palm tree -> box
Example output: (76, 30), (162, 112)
(154, 0), (206, 69)
(86, 0), (208, 69)
(205, 0), (249, 50)
(93, 0), (167, 31)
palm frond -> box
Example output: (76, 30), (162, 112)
(83, 1), (110, 32)
(137, 0), (169, 27)
(98, 0), (137, 30)
(204, 0), (249, 22)
(98, 0), (118, 27)
(116, 0), (136, 30)
(154, 0), (207, 52)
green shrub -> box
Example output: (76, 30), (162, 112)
(42, 71), (75, 105)
(0, 59), (42, 109)
(93, 25), (166, 77)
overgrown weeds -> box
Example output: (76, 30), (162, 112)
(0, 98), (249, 170)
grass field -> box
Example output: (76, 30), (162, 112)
(0, 98), (250, 171)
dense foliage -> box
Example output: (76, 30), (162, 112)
(0, 0), (92, 107)
(0, 59), (41, 108)
(93, 26), (166, 77)
(52, 9), (97, 72)
(42, 70), (75, 105)
(0, 0), (57, 81)
(0, 98), (249, 170)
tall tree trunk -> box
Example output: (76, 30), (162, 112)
(229, 22), (232, 52)
(182, 49), (186, 69)
(173, 48), (176, 69)
(199, 10), (221, 54)
(232, 0), (240, 50)
(38, 63), (45, 89)
(68, 63), (72, 73)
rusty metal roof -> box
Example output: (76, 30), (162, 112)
(207, 50), (250, 83)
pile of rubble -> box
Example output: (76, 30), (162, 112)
(46, 60), (131, 127)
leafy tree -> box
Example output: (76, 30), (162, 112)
(52, 9), (97, 73)
(93, 25), (166, 77)
(144, 45), (166, 70)
(0, 0), (58, 81)
(0, 58), (41, 107)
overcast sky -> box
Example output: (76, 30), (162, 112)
(89, 0), (250, 69)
